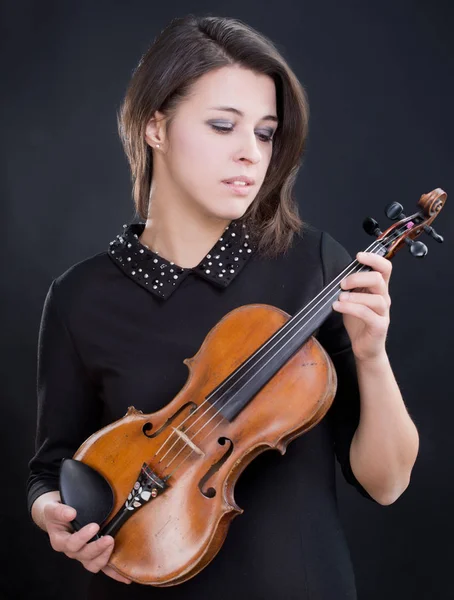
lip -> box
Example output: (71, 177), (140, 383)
(222, 175), (255, 185)
(222, 181), (253, 196)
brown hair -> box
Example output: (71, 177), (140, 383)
(117, 14), (310, 258)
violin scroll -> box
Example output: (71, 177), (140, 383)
(362, 188), (446, 259)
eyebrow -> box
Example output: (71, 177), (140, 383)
(208, 106), (279, 124)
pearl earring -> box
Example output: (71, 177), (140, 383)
(156, 144), (160, 148)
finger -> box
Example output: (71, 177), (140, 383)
(341, 270), (387, 295)
(356, 251), (393, 284)
(101, 565), (133, 584)
(65, 523), (101, 554)
(333, 300), (389, 333)
(46, 504), (79, 552)
(338, 291), (390, 316)
(73, 535), (114, 563)
(82, 541), (116, 574)
(49, 528), (73, 553)
(44, 502), (77, 528)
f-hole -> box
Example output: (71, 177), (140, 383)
(142, 402), (198, 438)
(198, 437), (234, 498)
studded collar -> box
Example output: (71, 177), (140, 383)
(107, 220), (256, 299)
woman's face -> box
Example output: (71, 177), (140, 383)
(145, 65), (278, 222)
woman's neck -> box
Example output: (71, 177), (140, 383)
(139, 210), (232, 269)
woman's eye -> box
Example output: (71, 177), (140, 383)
(210, 124), (273, 143)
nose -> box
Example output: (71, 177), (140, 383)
(235, 132), (262, 164)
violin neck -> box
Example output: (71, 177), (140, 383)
(288, 257), (369, 338)
(213, 255), (379, 421)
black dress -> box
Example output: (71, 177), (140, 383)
(27, 219), (377, 599)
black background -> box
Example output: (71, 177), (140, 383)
(2, 1), (453, 598)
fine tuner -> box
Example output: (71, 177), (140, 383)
(362, 195), (445, 258)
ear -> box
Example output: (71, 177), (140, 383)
(145, 110), (167, 148)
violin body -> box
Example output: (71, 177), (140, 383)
(73, 303), (337, 585)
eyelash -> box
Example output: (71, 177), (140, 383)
(210, 124), (274, 143)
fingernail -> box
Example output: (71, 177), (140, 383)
(339, 292), (349, 300)
(64, 509), (75, 519)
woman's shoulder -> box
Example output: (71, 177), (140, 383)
(275, 222), (353, 292)
(296, 222), (351, 254)
(283, 222), (353, 270)
(50, 251), (113, 310)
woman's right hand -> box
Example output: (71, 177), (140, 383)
(43, 500), (132, 584)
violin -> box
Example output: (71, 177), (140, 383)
(59, 188), (446, 585)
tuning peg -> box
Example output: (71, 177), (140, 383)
(423, 224), (444, 243)
(385, 202), (406, 221)
(363, 217), (382, 237)
(405, 238), (428, 257)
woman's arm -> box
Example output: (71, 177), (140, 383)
(27, 278), (132, 584)
(27, 279), (102, 518)
(333, 250), (420, 505)
(350, 352), (419, 505)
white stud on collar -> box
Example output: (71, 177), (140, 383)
(107, 221), (254, 299)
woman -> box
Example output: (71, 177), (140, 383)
(27, 14), (419, 599)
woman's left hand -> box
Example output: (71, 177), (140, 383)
(333, 251), (392, 363)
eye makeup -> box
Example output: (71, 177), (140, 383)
(208, 122), (275, 142)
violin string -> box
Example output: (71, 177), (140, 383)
(154, 236), (392, 477)
(162, 244), (389, 479)
(154, 236), (390, 476)
(153, 236), (389, 474)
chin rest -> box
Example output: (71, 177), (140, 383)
(59, 458), (114, 539)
